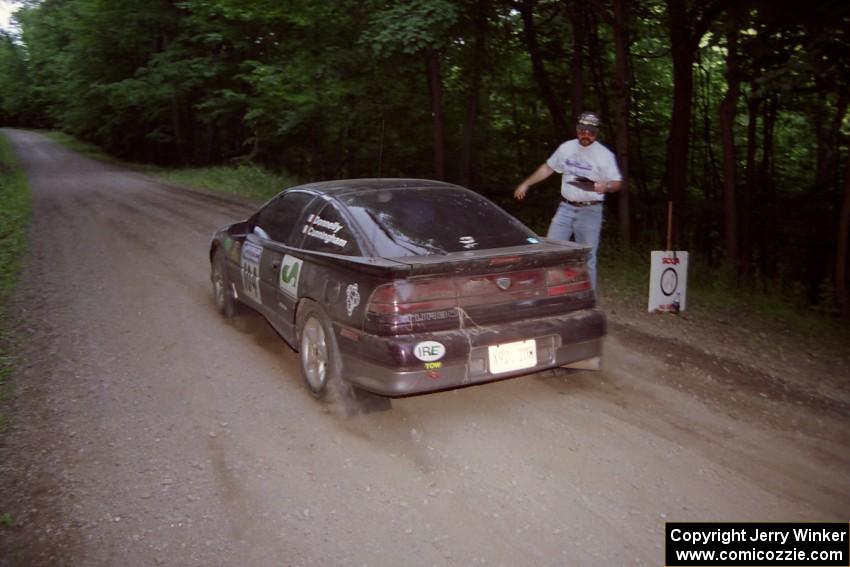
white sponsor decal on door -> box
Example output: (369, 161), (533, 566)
(240, 242), (263, 303)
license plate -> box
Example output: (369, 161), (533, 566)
(488, 339), (537, 374)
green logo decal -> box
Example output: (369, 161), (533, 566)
(279, 255), (303, 298)
(281, 262), (299, 284)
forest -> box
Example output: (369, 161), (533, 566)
(1, 0), (849, 318)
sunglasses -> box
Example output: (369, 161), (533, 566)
(577, 127), (598, 136)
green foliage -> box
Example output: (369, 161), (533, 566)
(0, 512), (14, 527)
(364, 0), (459, 56)
(42, 131), (122, 163)
(0, 33), (31, 126)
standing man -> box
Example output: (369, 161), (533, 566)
(513, 111), (622, 289)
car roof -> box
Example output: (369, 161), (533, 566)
(289, 178), (462, 197)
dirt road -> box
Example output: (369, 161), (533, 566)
(1, 129), (848, 566)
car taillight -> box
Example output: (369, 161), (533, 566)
(545, 264), (591, 296)
(367, 279), (457, 314)
(365, 279), (460, 335)
(365, 264), (590, 335)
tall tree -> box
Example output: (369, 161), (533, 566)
(718, 4), (741, 274)
(460, 0), (490, 188)
(365, 0), (458, 180)
(515, 0), (569, 138)
(568, 1), (586, 123)
(838, 150), (850, 319)
(662, 0), (729, 247)
(0, 32), (31, 125)
(611, 0), (632, 245)
(593, 0), (632, 245)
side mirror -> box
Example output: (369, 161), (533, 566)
(253, 225), (270, 240)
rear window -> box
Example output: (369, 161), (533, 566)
(339, 186), (538, 257)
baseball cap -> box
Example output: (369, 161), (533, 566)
(577, 111), (601, 133)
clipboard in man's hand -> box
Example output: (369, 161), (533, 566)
(567, 176), (597, 192)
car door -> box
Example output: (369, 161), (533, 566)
(270, 195), (341, 328)
(250, 190), (318, 334)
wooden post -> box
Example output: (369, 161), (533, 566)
(666, 201), (673, 251)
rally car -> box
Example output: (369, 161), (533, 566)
(210, 179), (605, 413)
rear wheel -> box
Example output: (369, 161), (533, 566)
(211, 249), (238, 318)
(299, 315), (334, 395)
(297, 300), (354, 413)
(296, 300), (390, 415)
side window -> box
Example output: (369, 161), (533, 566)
(299, 202), (360, 255)
(253, 191), (315, 244)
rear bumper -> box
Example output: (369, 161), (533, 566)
(336, 308), (605, 397)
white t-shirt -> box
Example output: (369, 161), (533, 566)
(546, 139), (622, 202)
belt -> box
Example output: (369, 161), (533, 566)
(561, 197), (602, 207)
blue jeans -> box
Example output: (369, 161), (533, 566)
(546, 201), (603, 289)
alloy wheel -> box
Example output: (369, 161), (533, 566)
(300, 317), (328, 392)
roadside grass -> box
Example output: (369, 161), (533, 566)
(149, 165), (294, 203)
(42, 130), (293, 203)
(0, 511), (13, 527)
(599, 242), (850, 350)
(0, 133), (31, 432)
(41, 131), (124, 165)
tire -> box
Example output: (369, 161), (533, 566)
(211, 249), (238, 318)
(297, 300), (382, 416)
(297, 301), (351, 406)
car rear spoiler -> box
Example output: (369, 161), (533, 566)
(388, 241), (590, 277)
(270, 240), (589, 279)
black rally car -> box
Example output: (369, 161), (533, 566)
(210, 179), (605, 410)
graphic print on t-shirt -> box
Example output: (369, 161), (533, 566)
(563, 156), (594, 180)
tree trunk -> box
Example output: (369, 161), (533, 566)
(507, 68), (526, 175)
(837, 150), (850, 319)
(160, 32), (185, 166)
(569, 1), (585, 124)
(424, 46), (446, 180)
(586, 11), (611, 132)
(662, 0), (695, 248)
(762, 97), (777, 199)
(719, 5), (740, 274)
(517, 0), (569, 138)
(741, 95), (758, 279)
(169, 92), (185, 165)
(661, 0), (730, 248)
(460, 0), (489, 189)
(756, 97), (779, 288)
(611, 0), (631, 245)
(816, 92), (849, 193)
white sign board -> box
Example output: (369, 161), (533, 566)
(648, 251), (688, 313)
